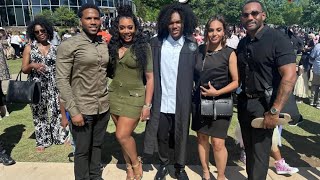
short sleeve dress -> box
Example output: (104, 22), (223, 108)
(109, 45), (153, 119)
(191, 46), (234, 138)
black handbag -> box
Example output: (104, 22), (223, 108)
(200, 98), (214, 116)
(6, 70), (41, 104)
(213, 97), (233, 120)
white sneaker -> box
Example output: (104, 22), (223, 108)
(275, 158), (299, 175)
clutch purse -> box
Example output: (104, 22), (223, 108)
(200, 98), (214, 117)
(213, 97), (233, 120)
(6, 70), (41, 104)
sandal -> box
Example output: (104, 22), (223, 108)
(202, 168), (211, 180)
(132, 156), (143, 180)
(126, 163), (135, 180)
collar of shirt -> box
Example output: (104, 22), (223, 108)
(80, 31), (104, 44)
(164, 35), (185, 47)
(246, 24), (269, 43)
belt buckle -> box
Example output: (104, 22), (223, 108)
(246, 93), (253, 98)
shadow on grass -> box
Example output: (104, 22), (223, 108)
(101, 131), (241, 177)
(297, 118), (320, 136)
(281, 128), (320, 167)
(0, 124), (26, 155)
(7, 103), (28, 113)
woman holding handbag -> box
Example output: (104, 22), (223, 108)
(191, 15), (238, 180)
(21, 17), (65, 152)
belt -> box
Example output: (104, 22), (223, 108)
(245, 92), (265, 99)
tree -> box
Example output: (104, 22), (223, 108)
(35, 9), (55, 25)
(53, 6), (78, 26)
(282, 2), (303, 26)
(139, 0), (175, 9)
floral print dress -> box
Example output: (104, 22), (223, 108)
(28, 41), (64, 148)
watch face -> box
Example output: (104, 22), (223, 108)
(270, 107), (278, 114)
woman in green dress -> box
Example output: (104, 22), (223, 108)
(108, 6), (154, 180)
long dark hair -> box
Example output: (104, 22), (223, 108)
(204, 15), (228, 47)
(157, 2), (197, 41)
(108, 5), (149, 78)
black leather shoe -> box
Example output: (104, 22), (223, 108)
(0, 152), (15, 166)
(155, 165), (169, 180)
(175, 169), (189, 180)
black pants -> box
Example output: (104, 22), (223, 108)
(0, 81), (4, 106)
(11, 44), (20, 57)
(0, 141), (4, 153)
(72, 111), (109, 180)
(237, 95), (273, 180)
(157, 113), (184, 169)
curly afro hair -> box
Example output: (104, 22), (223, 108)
(157, 2), (197, 41)
(77, 3), (100, 18)
(108, 5), (150, 78)
(27, 17), (54, 41)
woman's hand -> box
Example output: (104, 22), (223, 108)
(32, 63), (46, 74)
(200, 81), (220, 97)
(140, 107), (151, 122)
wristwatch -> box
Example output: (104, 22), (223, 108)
(269, 107), (279, 115)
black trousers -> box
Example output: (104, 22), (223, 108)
(0, 81), (4, 106)
(157, 113), (184, 169)
(72, 111), (109, 180)
(0, 141), (4, 153)
(11, 44), (20, 57)
(237, 95), (273, 180)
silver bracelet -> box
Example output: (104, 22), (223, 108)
(143, 104), (152, 109)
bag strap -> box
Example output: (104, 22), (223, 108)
(16, 70), (22, 81)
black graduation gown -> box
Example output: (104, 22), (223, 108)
(143, 36), (198, 165)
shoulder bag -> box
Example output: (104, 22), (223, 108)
(6, 70), (41, 104)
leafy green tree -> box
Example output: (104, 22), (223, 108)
(53, 6), (78, 26)
(300, 0), (320, 28)
(35, 9), (55, 25)
(190, 0), (242, 25)
(282, 2), (303, 26)
(139, 0), (175, 9)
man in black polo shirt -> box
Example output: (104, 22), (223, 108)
(236, 1), (297, 180)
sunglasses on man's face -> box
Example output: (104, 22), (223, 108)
(241, 11), (263, 18)
(34, 29), (46, 35)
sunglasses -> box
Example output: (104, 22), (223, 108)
(241, 11), (263, 18)
(34, 29), (46, 35)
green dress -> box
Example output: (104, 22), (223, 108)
(109, 46), (153, 119)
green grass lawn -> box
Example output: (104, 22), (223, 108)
(1, 60), (319, 166)
(7, 58), (22, 75)
(0, 102), (319, 166)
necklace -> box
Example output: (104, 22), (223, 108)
(206, 50), (220, 56)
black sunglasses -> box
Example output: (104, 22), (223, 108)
(34, 29), (46, 35)
(241, 11), (263, 18)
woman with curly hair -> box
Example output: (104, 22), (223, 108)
(108, 5), (154, 180)
(21, 17), (66, 152)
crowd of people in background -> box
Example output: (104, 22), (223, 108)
(0, 0), (319, 180)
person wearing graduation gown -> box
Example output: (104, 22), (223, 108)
(143, 2), (198, 180)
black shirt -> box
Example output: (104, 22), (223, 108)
(237, 25), (295, 94)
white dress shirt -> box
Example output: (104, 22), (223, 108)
(160, 35), (185, 113)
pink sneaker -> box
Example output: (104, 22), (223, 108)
(275, 158), (299, 175)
